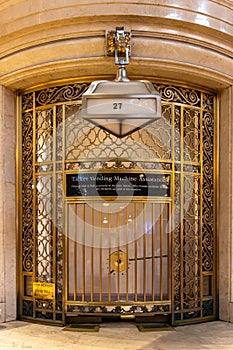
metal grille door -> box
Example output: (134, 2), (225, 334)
(66, 202), (171, 312)
(18, 82), (217, 325)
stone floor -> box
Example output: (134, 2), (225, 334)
(0, 320), (233, 349)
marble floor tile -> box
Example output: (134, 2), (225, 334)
(0, 321), (233, 350)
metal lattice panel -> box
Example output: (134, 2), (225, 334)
(19, 82), (217, 325)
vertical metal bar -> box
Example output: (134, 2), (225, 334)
(160, 204), (164, 300)
(62, 104), (66, 322)
(199, 92), (204, 316)
(99, 205), (103, 302)
(82, 203), (85, 302)
(91, 204), (94, 302)
(213, 93), (218, 317)
(65, 203), (69, 304)
(17, 94), (23, 318)
(32, 92), (37, 318)
(143, 202), (147, 302)
(171, 102), (176, 322)
(180, 105), (184, 319)
(167, 203), (172, 300)
(73, 204), (77, 301)
(126, 204), (129, 302)
(151, 203), (155, 301)
(52, 106), (57, 319)
(117, 203), (120, 301)
(134, 203), (138, 301)
(108, 204), (111, 302)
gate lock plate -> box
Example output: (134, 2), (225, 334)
(110, 250), (128, 273)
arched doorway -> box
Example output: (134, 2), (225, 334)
(18, 81), (217, 325)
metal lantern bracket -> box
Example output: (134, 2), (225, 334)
(81, 27), (161, 138)
(106, 26), (131, 65)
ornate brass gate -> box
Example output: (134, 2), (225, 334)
(66, 201), (171, 310)
(18, 81), (217, 325)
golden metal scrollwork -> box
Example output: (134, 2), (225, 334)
(19, 81), (217, 325)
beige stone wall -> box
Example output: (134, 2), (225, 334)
(0, 0), (232, 90)
(219, 86), (233, 322)
(0, 86), (16, 322)
(0, 0), (232, 322)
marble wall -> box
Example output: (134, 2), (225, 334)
(219, 86), (233, 322)
(0, 0), (232, 90)
(0, 86), (16, 322)
(0, 0), (232, 322)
